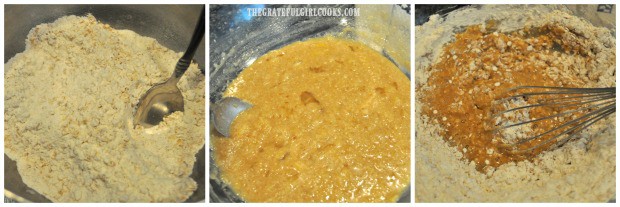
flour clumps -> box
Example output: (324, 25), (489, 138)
(5, 14), (205, 202)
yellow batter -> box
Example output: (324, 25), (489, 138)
(212, 37), (410, 202)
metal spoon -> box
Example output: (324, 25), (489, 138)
(212, 97), (252, 137)
(134, 7), (205, 127)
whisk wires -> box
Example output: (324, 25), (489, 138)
(491, 86), (615, 153)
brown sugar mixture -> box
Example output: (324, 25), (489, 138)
(212, 37), (410, 202)
(421, 22), (595, 171)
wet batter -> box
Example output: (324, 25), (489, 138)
(212, 37), (410, 202)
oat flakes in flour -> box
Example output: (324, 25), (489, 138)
(4, 15), (205, 202)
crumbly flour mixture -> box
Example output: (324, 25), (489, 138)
(5, 15), (205, 202)
(415, 5), (615, 202)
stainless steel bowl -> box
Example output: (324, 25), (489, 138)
(4, 4), (205, 202)
(209, 4), (411, 203)
(414, 4), (615, 203)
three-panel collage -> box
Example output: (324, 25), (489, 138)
(2, 2), (616, 205)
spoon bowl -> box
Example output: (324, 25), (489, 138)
(134, 80), (185, 127)
(133, 7), (204, 128)
(212, 97), (252, 137)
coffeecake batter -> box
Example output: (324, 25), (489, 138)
(212, 37), (410, 202)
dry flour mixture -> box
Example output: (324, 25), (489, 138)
(4, 15), (205, 202)
(415, 5), (615, 202)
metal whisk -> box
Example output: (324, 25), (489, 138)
(491, 86), (615, 152)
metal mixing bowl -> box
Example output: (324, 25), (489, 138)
(4, 4), (205, 202)
(414, 4), (615, 203)
(209, 4), (411, 203)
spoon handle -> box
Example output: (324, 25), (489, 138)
(173, 6), (205, 80)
